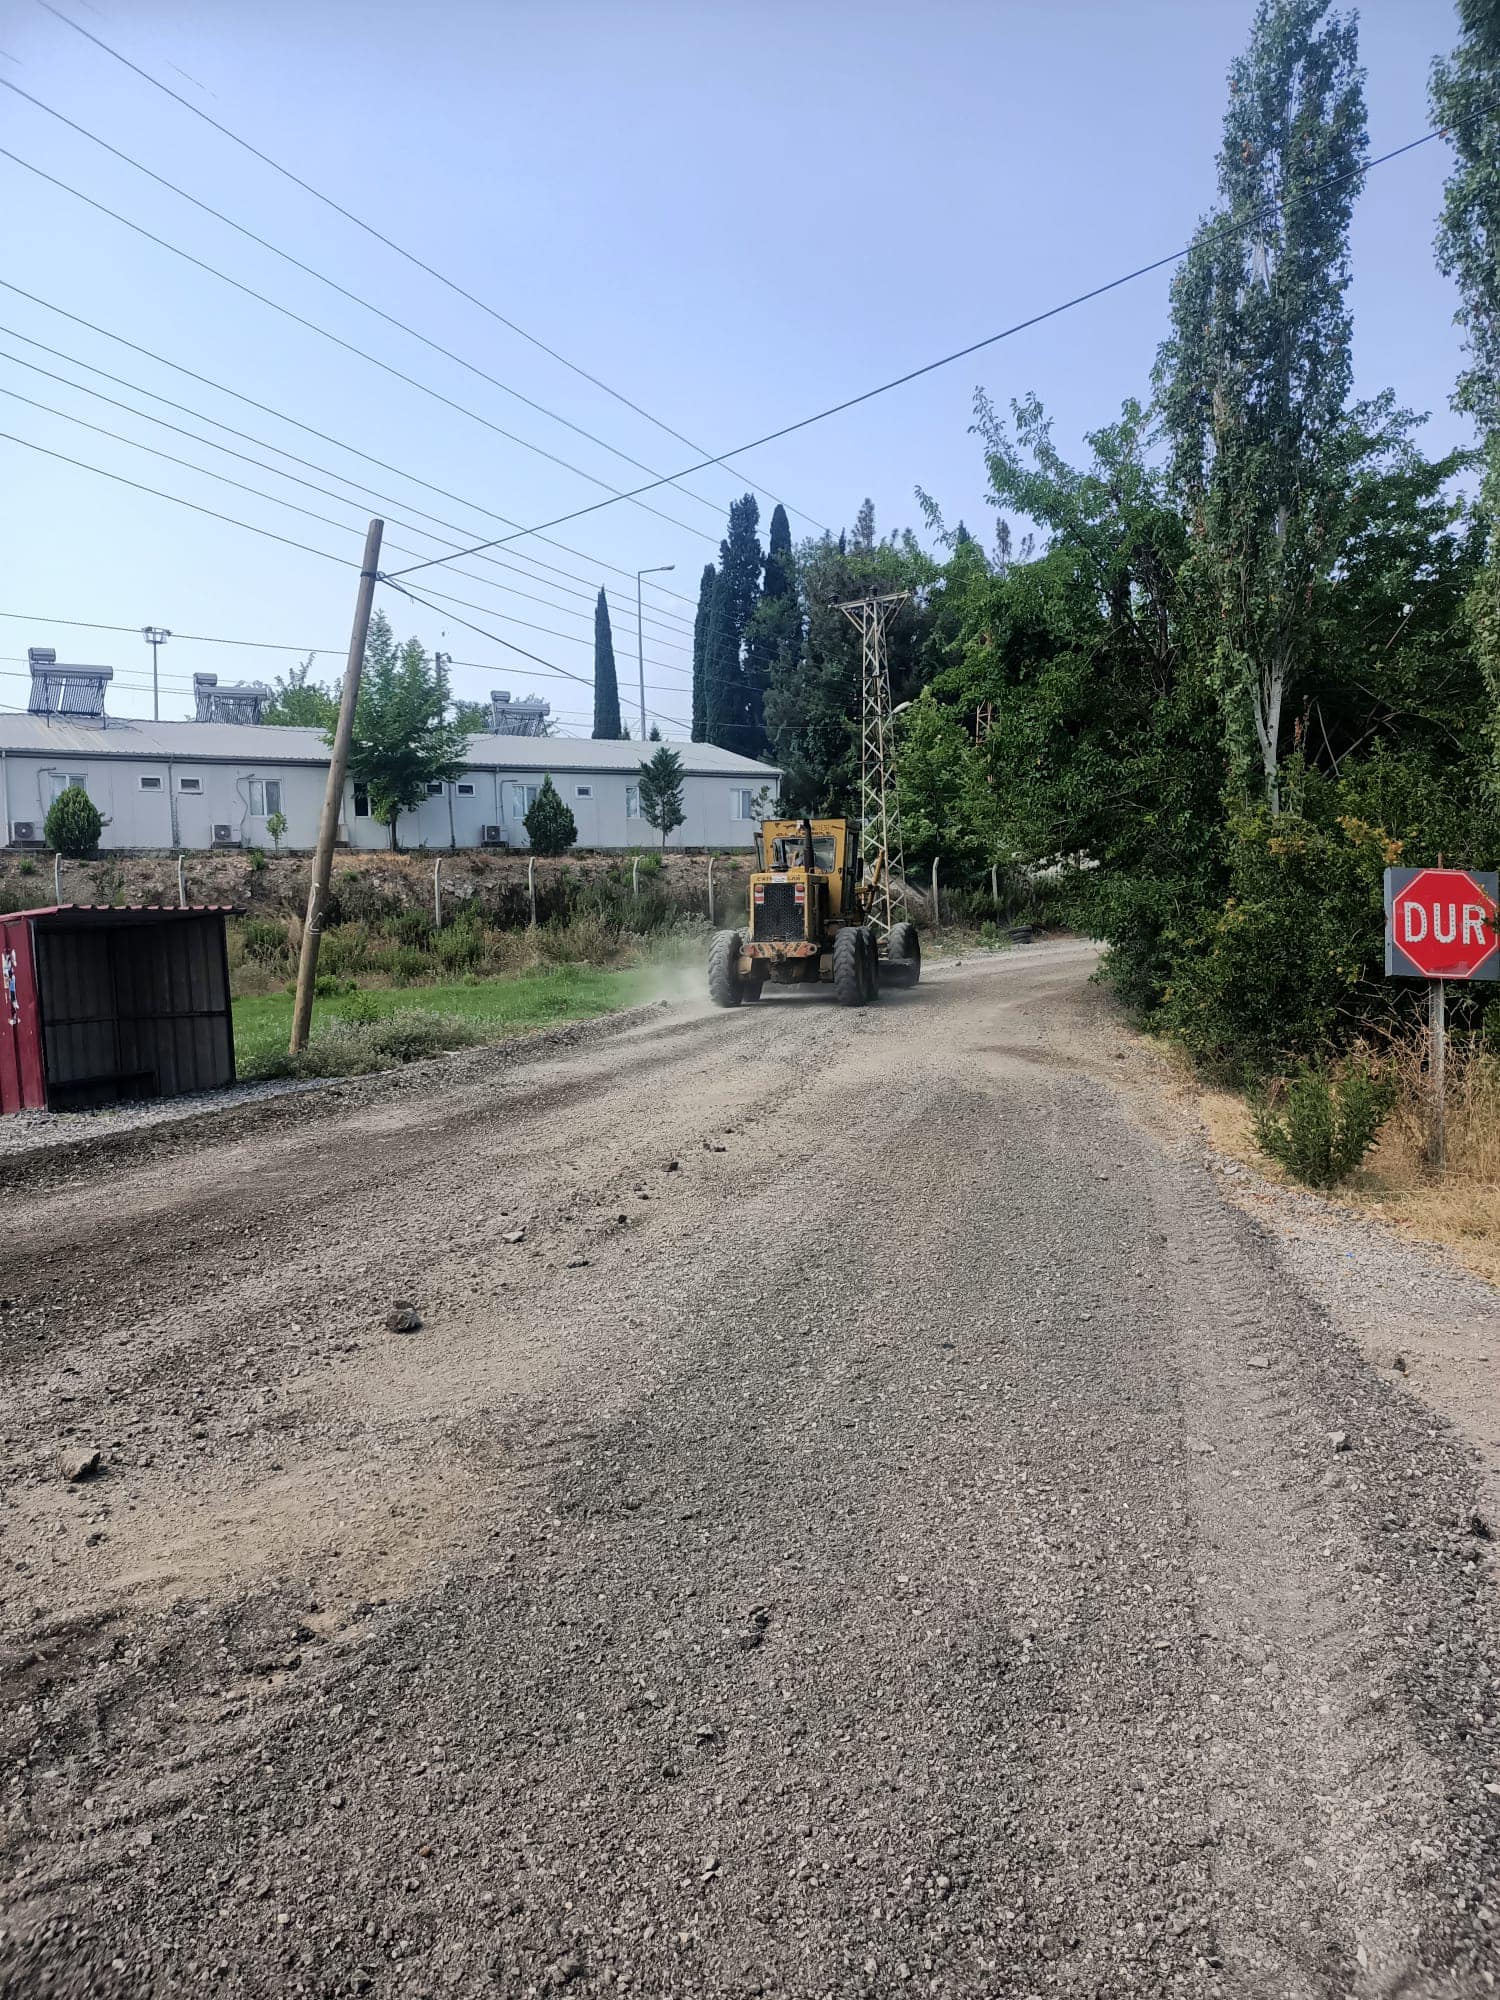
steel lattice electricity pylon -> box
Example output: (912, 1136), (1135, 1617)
(837, 590), (909, 937)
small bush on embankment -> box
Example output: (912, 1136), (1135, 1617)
(1252, 1061), (1396, 1188)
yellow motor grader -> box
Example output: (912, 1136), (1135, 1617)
(708, 816), (920, 1007)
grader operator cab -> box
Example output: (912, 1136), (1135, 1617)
(707, 816), (920, 1008)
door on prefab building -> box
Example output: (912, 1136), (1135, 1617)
(569, 782), (599, 846)
(174, 772), (213, 847)
(243, 776), (283, 847)
(506, 781), (540, 844)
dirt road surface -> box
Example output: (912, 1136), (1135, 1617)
(2, 942), (1497, 1998)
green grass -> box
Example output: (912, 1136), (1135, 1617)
(233, 965), (656, 1072)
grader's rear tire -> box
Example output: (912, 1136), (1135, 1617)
(708, 929), (744, 1008)
(886, 920), (921, 987)
(833, 925), (866, 1007)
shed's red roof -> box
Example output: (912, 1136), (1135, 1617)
(0, 903), (242, 922)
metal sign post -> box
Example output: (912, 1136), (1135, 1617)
(1384, 866), (1499, 1170)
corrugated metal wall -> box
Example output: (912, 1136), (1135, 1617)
(34, 915), (233, 1107)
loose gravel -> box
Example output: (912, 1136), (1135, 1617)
(0, 942), (1495, 1997)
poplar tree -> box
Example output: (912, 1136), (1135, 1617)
(705, 494), (763, 754)
(592, 589), (622, 738)
(1157, 0), (1366, 813)
(1432, 0), (1500, 760)
(691, 563), (716, 741)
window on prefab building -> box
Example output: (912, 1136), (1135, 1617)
(353, 784), (370, 817)
(427, 781), (445, 796)
(576, 785), (593, 799)
(730, 789), (754, 820)
(47, 772), (87, 803)
(246, 779), (282, 817)
(138, 775), (163, 793)
(625, 785), (641, 819)
(457, 783), (475, 796)
(512, 783), (540, 816)
(178, 775), (203, 795)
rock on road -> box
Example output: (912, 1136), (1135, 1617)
(0, 941), (1496, 1997)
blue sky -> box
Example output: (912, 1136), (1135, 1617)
(0, 0), (1471, 734)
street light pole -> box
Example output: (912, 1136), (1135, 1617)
(634, 565), (674, 741)
(141, 626), (171, 721)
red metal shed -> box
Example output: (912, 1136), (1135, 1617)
(0, 905), (238, 1114)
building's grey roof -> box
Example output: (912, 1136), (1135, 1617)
(0, 714), (780, 777)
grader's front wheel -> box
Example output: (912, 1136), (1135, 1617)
(832, 926), (866, 1007)
(708, 929), (744, 1009)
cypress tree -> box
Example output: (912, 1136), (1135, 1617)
(691, 563), (716, 741)
(705, 494), (763, 754)
(745, 503), (798, 758)
(592, 588), (622, 739)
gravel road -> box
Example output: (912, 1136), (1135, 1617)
(1, 941), (1497, 1998)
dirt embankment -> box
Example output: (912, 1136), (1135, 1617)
(0, 845), (749, 924)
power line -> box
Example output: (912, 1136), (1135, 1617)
(0, 614), (698, 708)
(1, 383), (692, 671)
(3, 428), (353, 566)
(384, 115), (1470, 581)
(0, 281), (699, 613)
(0, 330), (695, 644)
(379, 576), (699, 739)
(34, 0), (826, 535)
(0, 360), (694, 657)
(0, 145), (721, 548)
(2, 75), (762, 532)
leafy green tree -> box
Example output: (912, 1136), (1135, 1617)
(453, 699), (491, 733)
(764, 529), (937, 816)
(691, 563), (716, 742)
(523, 775), (577, 855)
(851, 497), (877, 552)
(648, 723), (662, 741)
(265, 809), (288, 852)
(592, 589), (623, 738)
(263, 653), (339, 728)
(345, 612), (473, 850)
(1432, 0), (1500, 765)
(638, 745), (686, 849)
(44, 784), (103, 858)
(1157, 0), (1366, 812)
(894, 691), (988, 877)
(705, 495), (763, 754)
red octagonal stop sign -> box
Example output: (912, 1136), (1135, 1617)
(1385, 866), (1499, 981)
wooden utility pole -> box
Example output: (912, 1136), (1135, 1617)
(1430, 977), (1447, 1171)
(290, 518), (383, 1054)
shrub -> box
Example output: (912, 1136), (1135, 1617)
(390, 945), (429, 985)
(524, 777), (577, 856)
(240, 1008), (478, 1083)
(1253, 1062), (1395, 1188)
(240, 916), (289, 965)
(391, 909), (433, 949)
(435, 921), (484, 972)
(44, 785), (103, 858)
(1161, 811), (1398, 1080)
(338, 988), (380, 1025)
(265, 810), (287, 852)
(247, 846), (267, 874)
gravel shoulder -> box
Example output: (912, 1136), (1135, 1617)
(1, 941), (1496, 1998)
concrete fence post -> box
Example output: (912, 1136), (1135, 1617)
(527, 855), (537, 930)
(433, 856), (443, 931)
(707, 853), (716, 928)
(931, 855), (940, 930)
(53, 853), (62, 905)
(990, 862), (999, 912)
(177, 855), (187, 909)
(632, 855), (640, 900)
